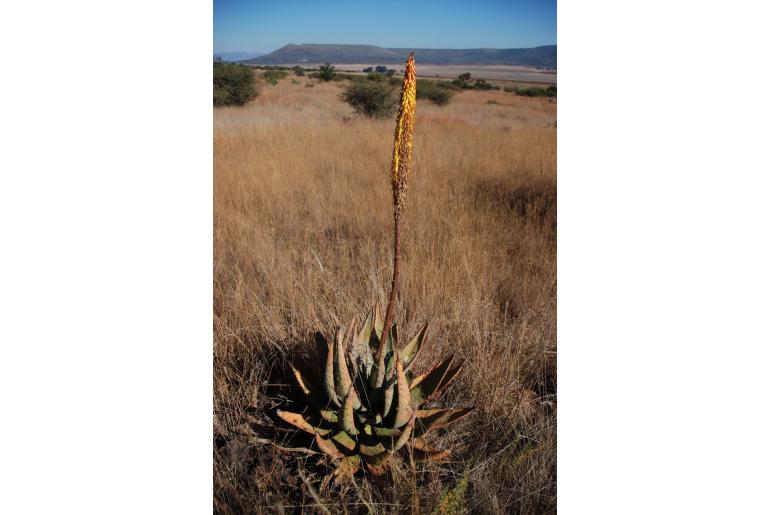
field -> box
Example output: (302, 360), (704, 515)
(214, 75), (556, 513)
(331, 64), (557, 84)
(250, 63), (557, 84)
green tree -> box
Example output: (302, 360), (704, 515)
(213, 62), (258, 107)
(318, 62), (336, 81)
(452, 72), (472, 89)
(339, 80), (397, 118)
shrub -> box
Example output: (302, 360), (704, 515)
(452, 72), (472, 88)
(374, 65), (388, 73)
(437, 80), (463, 91)
(334, 73), (364, 82)
(363, 66), (374, 73)
(213, 62), (258, 107)
(385, 69), (396, 77)
(318, 62), (336, 81)
(473, 79), (493, 90)
(507, 85), (557, 97)
(339, 80), (397, 118)
(292, 65), (305, 76)
(416, 79), (454, 106)
(262, 69), (288, 85)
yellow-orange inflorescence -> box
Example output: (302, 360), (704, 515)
(390, 53), (416, 215)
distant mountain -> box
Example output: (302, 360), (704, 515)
(215, 52), (263, 62)
(243, 44), (556, 68)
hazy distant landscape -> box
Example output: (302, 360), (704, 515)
(330, 63), (556, 83)
(241, 43), (556, 68)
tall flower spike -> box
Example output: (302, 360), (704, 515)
(390, 52), (417, 216)
(376, 53), (417, 387)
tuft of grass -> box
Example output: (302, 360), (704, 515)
(432, 468), (471, 515)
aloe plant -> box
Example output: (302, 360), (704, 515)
(276, 53), (473, 478)
(278, 304), (473, 476)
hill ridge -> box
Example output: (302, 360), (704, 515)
(243, 43), (556, 67)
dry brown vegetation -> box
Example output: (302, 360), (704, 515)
(214, 77), (556, 513)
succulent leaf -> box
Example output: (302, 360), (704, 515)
(319, 409), (338, 424)
(410, 355), (454, 405)
(360, 423), (399, 437)
(374, 303), (384, 341)
(315, 432), (344, 459)
(333, 455), (361, 484)
(384, 324), (397, 376)
(355, 308), (373, 349)
(331, 431), (356, 451)
(358, 438), (387, 457)
(382, 378), (395, 417)
(392, 359), (414, 428)
(276, 410), (332, 436)
(289, 363), (337, 413)
(289, 363), (312, 396)
(400, 323), (427, 370)
(371, 324), (396, 388)
(414, 407), (474, 436)
(389, 413), (415, 453)
(334, 327), (361, 409)
(324, 334), (340, 407)
(410, 438), (451, 462)
(339, 386), (360, 435)
(363, 452), (391, 476)
(436, 359), (466, 394)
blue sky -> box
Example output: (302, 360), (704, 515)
(214, 0), (556, 54)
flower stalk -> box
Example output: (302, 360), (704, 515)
(374, 53), (416, 387)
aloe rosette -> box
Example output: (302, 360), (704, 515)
(278, 304), (473, 477)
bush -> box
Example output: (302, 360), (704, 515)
(452, 72), (472, 89)
(436, 80), (463, 92)
(416, 79), (454, 106)
(318, 63), (335, 81)
(213, 62), (258, 107)
(339, 80), (396, 118)
(292, 66), (305, 76)
(507, 85), (557, 97)
(374, 65), (388, 73)
(363, 66), (374, 73)
(262, 69), (288, 85)
(473, 79), (493, 90)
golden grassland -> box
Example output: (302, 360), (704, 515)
(214, 76), (556, 513)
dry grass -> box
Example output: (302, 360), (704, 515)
(214, 77), (556, 514)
